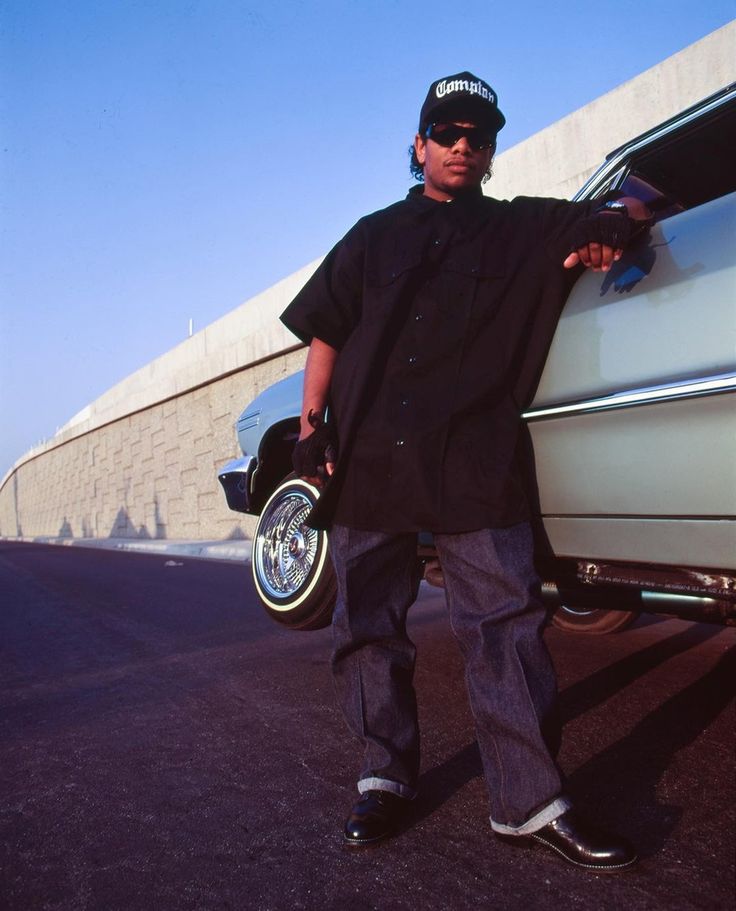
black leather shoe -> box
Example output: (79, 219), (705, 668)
(343, 790), (411, 846)
(496, 809), (638, 872)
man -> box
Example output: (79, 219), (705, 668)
(280, 72), (649, 872)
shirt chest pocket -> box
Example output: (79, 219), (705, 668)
(437, 246), (507, 318)
(364, 249), (426, 321)
(366, 249), (424, 289)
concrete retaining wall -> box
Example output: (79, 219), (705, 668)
(2, 23), (734, 545)
(0, 346), (307, 543)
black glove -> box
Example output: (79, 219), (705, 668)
(292, 410), (338, 479)
(568, 210), (634, 254)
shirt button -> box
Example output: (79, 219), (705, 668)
(408, 356), (417, 365)
(433, 238), (441, 246)
(395, 439), (405, 447)
(400, 398), (409, 406)
(414, 313), (423, 321)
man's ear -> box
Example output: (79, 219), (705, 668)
(414, 133), (426, 166)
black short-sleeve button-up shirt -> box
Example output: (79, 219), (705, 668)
(281, 186), (598, 532)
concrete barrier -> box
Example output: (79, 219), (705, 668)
(2, 23), (734, 546)
(0, 346), (309, 544)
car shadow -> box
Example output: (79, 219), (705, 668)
(556, 620), (723, 725)
(566, 644), (736, 856)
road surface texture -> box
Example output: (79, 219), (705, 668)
(1, 542), (734, 910)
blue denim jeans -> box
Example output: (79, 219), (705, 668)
(329, 522), (570, 834)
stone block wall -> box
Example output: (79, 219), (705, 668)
(0, 347), (307, 543)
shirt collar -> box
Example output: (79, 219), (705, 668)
(406, 182), (485, 208)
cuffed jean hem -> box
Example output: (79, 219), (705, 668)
(358, 777), (417, 800)
(490, 796), (572, 836)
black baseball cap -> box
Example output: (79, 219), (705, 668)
(419, 71), (505, 134)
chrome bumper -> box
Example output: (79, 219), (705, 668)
(217, 456), (258, 514)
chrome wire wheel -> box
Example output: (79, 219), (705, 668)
(255, 485), (321, 602)
(252, 475), (336, 630)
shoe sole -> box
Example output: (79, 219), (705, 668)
(497, 832), (639, 873)
(343, 830), (394, 847)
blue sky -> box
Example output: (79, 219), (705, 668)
(1, 1), (734, 478)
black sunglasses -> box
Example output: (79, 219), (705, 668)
(424, 122), (495, 151)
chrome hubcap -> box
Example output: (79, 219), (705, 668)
(254, 487), (321, 601)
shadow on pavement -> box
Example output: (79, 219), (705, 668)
(567, 644), (736, 856)
(411, 622), (732, 839)
(557, 621), (723, 724)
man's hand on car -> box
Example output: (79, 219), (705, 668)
(563, 241), (624, 272)
(563, 197), (652, 271)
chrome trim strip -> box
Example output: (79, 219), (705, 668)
(523, 374), (736, 421)
(237, 409), (262, 431)
(541, 513), (736, 521)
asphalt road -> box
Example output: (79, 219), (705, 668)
(1, 542), (734, 911)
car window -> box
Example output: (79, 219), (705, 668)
(594, 98), (736, 223)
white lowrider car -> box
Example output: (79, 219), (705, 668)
(218, 84), (736, 633)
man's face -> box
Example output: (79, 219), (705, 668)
(414, 121), (494, 201)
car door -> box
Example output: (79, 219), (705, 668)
(526, 89), (736, 571)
